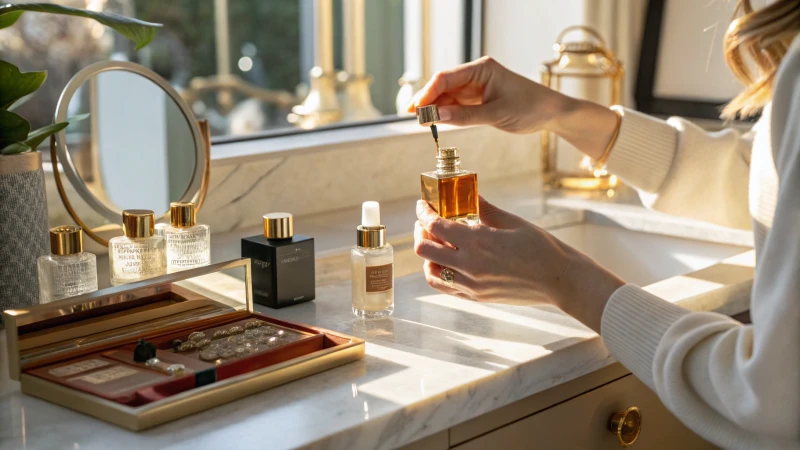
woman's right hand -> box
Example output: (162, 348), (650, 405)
(407, 56), (571, 134)
(407, 56), (621, 161)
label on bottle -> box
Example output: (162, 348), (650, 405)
(365, 264), (393, 293)
(49, 359), (109, 377)
(69, 365), (138, 385)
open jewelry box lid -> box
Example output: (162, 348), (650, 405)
(4, 259), (253, 381)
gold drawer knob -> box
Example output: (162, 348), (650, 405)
(608, 406), (642, 447)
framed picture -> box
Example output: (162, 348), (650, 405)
(636, 0), (746, 120)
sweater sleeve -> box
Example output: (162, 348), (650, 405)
(601, 60), (800, 448)
(605, 107), (754, 230)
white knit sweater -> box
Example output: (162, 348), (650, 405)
(601, 39), (800, 449)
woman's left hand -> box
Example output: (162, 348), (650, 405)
(414, 197), (625, 332)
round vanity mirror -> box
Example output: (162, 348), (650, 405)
(53, 61), (209, 246)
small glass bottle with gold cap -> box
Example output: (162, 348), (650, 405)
(109, 210), (167, 286)
(417, 104), (480, 226)
(241, 212), (315, 309)
(162, 202), (210, 273)
(351, 201), (394, 319)
(37, 226), (98, 303)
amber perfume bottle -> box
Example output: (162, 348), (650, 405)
(421, 147), (480, 225)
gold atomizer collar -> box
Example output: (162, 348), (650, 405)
(436, 147), (462, 173)
(357, 225), (386, 248)
(122, 210), (156, 238)
(416, 105), (440, 126)
(50, 225), (83, 256)
(170, 202), (196, 227)
(264, 212), (294, 239)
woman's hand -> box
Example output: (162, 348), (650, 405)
(407, 56), (568, 134)
(413, 197), (625, 332)
(408, 56), (621, 161)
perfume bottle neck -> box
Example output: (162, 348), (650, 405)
(435, 147), (462, 174)
(436, 158), (462, 174)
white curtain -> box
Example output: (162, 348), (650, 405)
(585, 0), (648, 108)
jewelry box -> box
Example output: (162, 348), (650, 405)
(4, 259), (364, 430)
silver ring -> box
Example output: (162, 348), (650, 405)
(440, 267), (455, 288)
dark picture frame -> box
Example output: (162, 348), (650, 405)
(635, 0), (730, 120)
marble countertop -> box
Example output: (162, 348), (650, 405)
(0, 262), (753, 450)
(0, 177), (755, 450)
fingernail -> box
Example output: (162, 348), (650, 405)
(438, 106), (452, 121)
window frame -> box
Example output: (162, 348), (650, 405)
(211, 0), (483, 146)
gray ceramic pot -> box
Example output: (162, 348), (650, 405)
(0, 152), (49, 325)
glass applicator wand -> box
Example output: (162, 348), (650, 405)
(416, 105), (441, 154)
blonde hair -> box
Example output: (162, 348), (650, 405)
(723, 0), (800, 118)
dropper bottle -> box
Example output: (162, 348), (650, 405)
(351, 201), (394, 319)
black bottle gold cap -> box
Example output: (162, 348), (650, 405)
(416, 105), (440, 126)
(170, 202), (196, 227)
(264, 212), (294, 239)
(50, 225), (83, 255)
(122, 210), (156, 238)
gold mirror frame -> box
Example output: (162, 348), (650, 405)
(51, 61), (211, 246)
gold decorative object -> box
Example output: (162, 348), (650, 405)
(540, 26), (624, 191)
(288, 0), (341, 129)
(608, 406), (642, 447)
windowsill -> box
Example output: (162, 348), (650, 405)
(210, 118), (465, 162)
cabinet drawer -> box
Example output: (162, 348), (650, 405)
(453, 374), (717, 450)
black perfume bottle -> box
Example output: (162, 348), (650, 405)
(241, 213), (315, 308)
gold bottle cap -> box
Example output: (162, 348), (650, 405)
(122, 210), (156, 238)
(356, 226), (386, 248)
(263, 212), (294, 239)
(416, 105), (440, 126)
(50, 225), (83, 256)
(170, 202), (196, 227)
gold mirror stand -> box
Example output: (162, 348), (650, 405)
(51, 119), (211, 247)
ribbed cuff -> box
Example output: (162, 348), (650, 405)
(601, 285), (690, 389)
(605, 107), (678, 194)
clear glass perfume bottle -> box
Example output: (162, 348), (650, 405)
(163, 202), (210, 273)
(109, 210), (167, 286)
(351, 201), (394, 319)
(37, 225), (98, 303)
(420, 147), (480, 225)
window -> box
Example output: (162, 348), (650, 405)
(0, 0), (475, 144)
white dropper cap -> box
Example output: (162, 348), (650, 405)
(362, 201), (381, 227)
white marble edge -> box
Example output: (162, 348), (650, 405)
(548, 196), (755, 248)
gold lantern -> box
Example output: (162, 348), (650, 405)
(540, 26), (623, 190)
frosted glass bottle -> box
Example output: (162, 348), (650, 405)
(109, 210), (166, 286)
(351, 202), (394, 318)
(163, 202), (210, 273)
(37, 226), (98, 303)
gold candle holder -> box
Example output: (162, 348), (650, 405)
(540, 26), (624, 191)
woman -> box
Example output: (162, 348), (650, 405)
(410, 1), (800, 449)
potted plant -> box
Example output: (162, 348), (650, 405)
(0, 3), (160, 323)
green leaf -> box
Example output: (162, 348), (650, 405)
(1, 142), (32, 155)
(0, 109), (30, 147)
(0, 3), (161, 50)
(0, 9), (22, 29)
(0, 60), (47, 110)
(23, 113), (89, 150)
(24, 122), (68, 150)
(7, 92), (33, 112)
